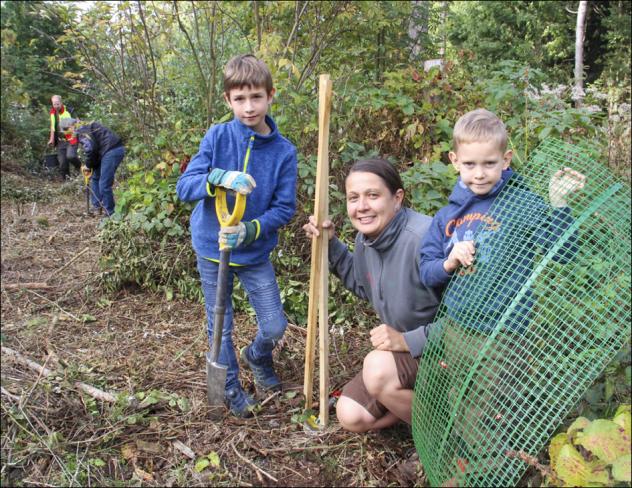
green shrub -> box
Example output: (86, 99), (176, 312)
(98, 159), (201, 302)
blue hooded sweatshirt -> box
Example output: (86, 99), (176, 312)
(176, 115), (297, 265)
(420, 168), (576, 333)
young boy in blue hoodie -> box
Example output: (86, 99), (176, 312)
(176, 54), (297, 417)
(418, 108), (586, 470)
(419, 108), (586, 326)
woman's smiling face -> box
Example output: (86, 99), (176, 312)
(345, 171), (403, 239)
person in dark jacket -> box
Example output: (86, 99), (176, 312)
(60, 118), (125, 216)
(303, 158), (442, 433)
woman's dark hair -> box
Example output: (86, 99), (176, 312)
(347, 158), (404, 195)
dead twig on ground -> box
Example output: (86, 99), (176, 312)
(48, 246), (90, 279)
(2, 346), (117, 403)
(2, 282), (52, 291)
(231, 440), (278, 483)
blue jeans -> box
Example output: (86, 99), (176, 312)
(197, 256), (287, 391)
(90, 145), (125, 215)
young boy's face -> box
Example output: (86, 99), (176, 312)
(224, 85), (275, 135)
(449, 140), (512, 196)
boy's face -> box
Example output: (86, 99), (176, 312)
(224, 85), (275, 135)
(449, 141), (512, 196)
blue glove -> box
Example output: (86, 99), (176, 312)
(207, 168), (256, 195)
(219, 221), (257, 249)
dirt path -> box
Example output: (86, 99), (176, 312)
(1, 166), (423, 487)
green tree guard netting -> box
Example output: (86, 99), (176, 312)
(412, 138), (631, 487)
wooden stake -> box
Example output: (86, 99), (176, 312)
(303, 74), (333, 417)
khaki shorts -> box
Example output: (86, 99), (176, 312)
(341, 351), (419, 419)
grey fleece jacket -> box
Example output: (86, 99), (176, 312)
(329, 208), (442, 357)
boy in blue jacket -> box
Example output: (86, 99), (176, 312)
(418, 108), (586, 465)
(176, 54), (297, 417)
(419, 108), (586, 331)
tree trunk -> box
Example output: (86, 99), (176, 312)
(408, 0), (429, 62)
(439, 1), (448, 60)
(574, 0), (588, 107)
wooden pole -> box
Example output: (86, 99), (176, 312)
(303, 74), (333, 418)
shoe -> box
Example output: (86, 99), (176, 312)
(240, 345), (282, 392)
(225, 386), (257, 418)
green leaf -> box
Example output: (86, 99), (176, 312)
(611, 455), (632, 482)
(177, 397), (190, 412)
(208, 451), (220, 468)
(567, 416), (591, 438)
(549, 432), (569, 473)
(612, 405), (631, 438)
(575, 419), (630, 463)
(81, 314), (97, 323)
(194, 457), (210, 472)
(89, 458), (106, 467)
(555, 444), (589, 486)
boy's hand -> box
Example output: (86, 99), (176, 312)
(549, 168), (586, 207)
(218, 221), (257, 249)
(208, 168), (256, 195)
(370, 324), (409, 352)
(303, 215), (335, 240)
(444, 240), (475, 274)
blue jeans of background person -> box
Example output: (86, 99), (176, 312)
(90, 145), (125, 215)
(197, 256), (287, 392)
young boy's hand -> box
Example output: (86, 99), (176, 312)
(444, 240), (475, 274)
(219, 221), (257, 249)
(208, 168), (257, 195)
(549, 167), (586, 207)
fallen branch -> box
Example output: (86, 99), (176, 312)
(1, 386), (21, 402)
(48, 246), (90, 278)
(172, 440), (196, 460)
(24, 289), (81, 322)
(1, 346), (117, 403)
(2, 282), (52, 291)
(231, 441), (278, 483)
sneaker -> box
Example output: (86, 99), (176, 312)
(225, 386), (257, 418)
(240, 345), (282, 392)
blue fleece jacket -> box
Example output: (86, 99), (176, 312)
(176, 115), (297, 264)
(420, 168), (577, 332)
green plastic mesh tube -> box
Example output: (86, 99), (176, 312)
(412, 138), (631, 487)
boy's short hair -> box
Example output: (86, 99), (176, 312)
(223, 54), (273, 95)
(453, 108), (508, 152)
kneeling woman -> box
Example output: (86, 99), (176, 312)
(303, 158), (441, 432)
